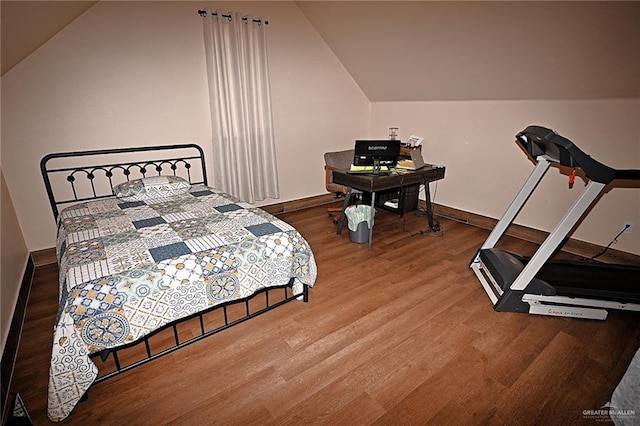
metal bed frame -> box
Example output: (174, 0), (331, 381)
(40, 143), (308, 387)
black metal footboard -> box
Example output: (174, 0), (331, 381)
(92, 279), (308, 384)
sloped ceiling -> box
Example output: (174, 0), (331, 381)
(1, 1), (97, 76)
(2, 1), (639, 101)
(297, 1), (640, 101)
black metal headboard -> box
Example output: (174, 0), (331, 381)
(40, 144), (208, 220)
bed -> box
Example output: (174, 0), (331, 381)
(40, 144), (317, 421)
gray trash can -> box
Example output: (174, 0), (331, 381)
(345, 205), (373, 244)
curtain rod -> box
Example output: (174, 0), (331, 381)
(197, 9), (269, 25)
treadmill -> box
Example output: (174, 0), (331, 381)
(470, 125), (640, 320)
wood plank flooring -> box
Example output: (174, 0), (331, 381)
(11, 204), (640, 425)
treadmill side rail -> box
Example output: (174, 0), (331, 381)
(470, 256), (500, 304)
(523, 294), (640, 312)
(524, 298), (608, 320)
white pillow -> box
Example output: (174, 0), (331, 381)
(113, 176), (191, 201)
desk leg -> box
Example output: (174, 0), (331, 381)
(424, 181), (438, 231)
(368, 191), (376, 250)
(336, 187), (353, 235)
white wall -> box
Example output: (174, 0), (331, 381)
(1, 170), (30, 353)
(1, 1), (370, 251)
(370, 99), (640, 255)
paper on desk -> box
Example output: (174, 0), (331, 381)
(407, 135), (424, 147)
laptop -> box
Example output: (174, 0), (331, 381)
(396, 149), (427, 170)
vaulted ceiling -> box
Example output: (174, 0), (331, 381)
(1, 1), (97, 76)
(296, 1), (640, 101)
(2, 1), (639, 101)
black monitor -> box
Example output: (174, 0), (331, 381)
(353, 140), (401, 171)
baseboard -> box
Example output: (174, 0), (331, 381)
(30, 248), (57, 268)
(261, 193), (336, 215)
(431, 202), (640, 265)
(1, 255), (35, 426)
(266, 195), (640, 264)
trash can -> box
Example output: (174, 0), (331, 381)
(345, 204), (373, 244)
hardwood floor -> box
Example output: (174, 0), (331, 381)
(11, 204), (640, 425)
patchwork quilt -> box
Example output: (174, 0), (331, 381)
(47, 183), (317, 421)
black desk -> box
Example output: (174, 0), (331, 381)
(333, 165), (446, 249)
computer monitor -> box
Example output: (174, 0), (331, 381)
(353, 140), (401, 171)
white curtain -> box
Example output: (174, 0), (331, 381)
(202, 8), (279, 203)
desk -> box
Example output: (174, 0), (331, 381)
(333, 165), (446, 249)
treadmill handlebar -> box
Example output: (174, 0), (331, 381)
(516, 125), (640, 184)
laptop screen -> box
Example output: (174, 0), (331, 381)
(353, 140), (401, 167)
